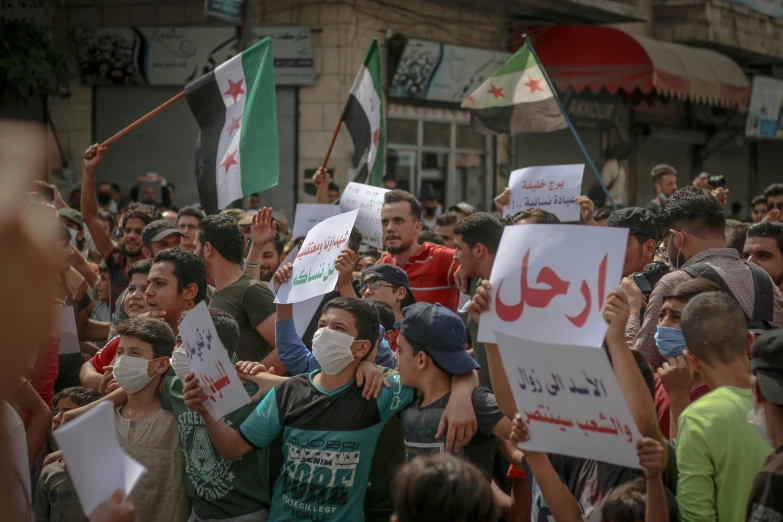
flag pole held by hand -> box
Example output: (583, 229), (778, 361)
(96, 91), (185, 150)
(320, 120), (343, 170)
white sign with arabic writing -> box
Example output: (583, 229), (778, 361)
(267, 246), (322, 336)
(180, 302), (251, 420)
(495, 331), (642, 469)
(339, 182), (389, 249)
(505, 164), (584, 222)
(292, 204), (343, 239)
(477, 224), (627, 347)
(275, 209), (359, 304)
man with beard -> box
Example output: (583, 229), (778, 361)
(196, 214), (280, 367)
(632, 186), (783, 370)
(379, 190), (460, 311)
(606, 208), (659, 278)
(645, 165), (678, 215)
(176, 206), (205, 253)
(82, 145), (153, 314)
(744, 222), (783, 293)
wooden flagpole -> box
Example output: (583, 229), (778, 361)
(97, 91), (185, 150)
(320, 119), (343, 170)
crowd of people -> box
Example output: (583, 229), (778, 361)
(5, 132), (783, 522)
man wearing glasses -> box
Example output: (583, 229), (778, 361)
(629, 186), (783, 371)
(360, 264), (416, 351)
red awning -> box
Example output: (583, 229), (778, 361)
(520, 25), (750, 109)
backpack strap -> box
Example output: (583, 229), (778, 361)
(682, 263), (735, 298)
(745, 261), (775, 324)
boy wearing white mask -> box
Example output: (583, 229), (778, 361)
(675, 292), (772, 522)
(747, 330), (783, 521)
(183, 293), (475, 522)
(653, 278), (721, 440)
(113, 316), (189, 522)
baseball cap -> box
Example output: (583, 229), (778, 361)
(142, 219), (183, 246)
(751, 330), (783, 405)
(361, 264), (411, 290)
(607, 207), (660, 242)
(448, 202), (476, 215)
(400, 303), (479, 375)
(57, 208), (83, 230)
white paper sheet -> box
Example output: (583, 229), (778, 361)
(504, 164), (584, 222)
(339, 182), (389, 249)
(292, 204), (343, 239)
(268, 246), (323, 336)
(275, 209), (359, 305)
(179, 302), (252, 420)
(477, 224), (627, 347)
(495, 331), (642, 469)
(53, 401), (147, 516)
(54, 306), (80, 354)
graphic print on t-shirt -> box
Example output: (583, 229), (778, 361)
(178, 415), (243, 501)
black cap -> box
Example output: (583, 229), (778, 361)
(142, 219), (183, 246)
(361, 264), (411, 291)
(607, 207), (660, 241)
(752, 330), (783, 406)
(400, 303), (478, 375)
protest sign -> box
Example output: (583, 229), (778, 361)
(275, 209), (359, 304)
(54, 306), (80, 354)
(268, 246), (322, 336)
(495, 331), (642, 469)
(292, 204), (342, 239)
(477, 224), (627, 347)
(54, 401), (147, 516)
(180, 302), (252, 420)
(504, 164), (584, 222)
(339, 182), (389, 249)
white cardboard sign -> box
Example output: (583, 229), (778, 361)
(495, 331), (642, 469)
(477, 224), (627, 347)
(54, 401), (147, 516)
(268, 246), (322, 337)
(504, 164), (584, 222)
(275, 209), (359, 304)
(54, 306), (80, 354)
(339, 182), (389, 249)
(180, 302), (252, 420)
(292, 204), (342, 239)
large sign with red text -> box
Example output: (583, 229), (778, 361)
(496, 331), (642, 468)
(478, 225), (627, 347)
(275, 209), (359, 304)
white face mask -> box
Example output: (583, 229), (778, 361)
(748, 405), (774, 447)
(68, 227), (78, 247)
(312, 327), (357, 376)
(113, 355), (155, 394)
(171, 349), (190, 380)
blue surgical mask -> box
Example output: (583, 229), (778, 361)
(655, 326), (687, 359)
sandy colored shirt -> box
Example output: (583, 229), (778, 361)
(115, 406), (189, 522)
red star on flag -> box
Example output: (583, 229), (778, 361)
(224, 78), (245, 103)
(220, 150), (238, 174)
(488, 84), (505, 99)
(224, 116), (242, 137)
(372, 128), (380, 147)
(524, 77), (543, 93)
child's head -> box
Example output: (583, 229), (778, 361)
(601, 477), (680, 522)
(115, 316), (175, 394)
(312, 297), (379, 375)
(125, 259), (153, 318)
(370, 299), (396, 347)
(52, 386), (100, 430)
(97, 264), (110, 304)
(392, 454), (497, 522)
(395, 303), (477, 388)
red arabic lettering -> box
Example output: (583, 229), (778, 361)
(496, 250), (570, 322)
(597, 254), (607, 308)
(202, 360), (230, 401)
(566, 253), (607, 328)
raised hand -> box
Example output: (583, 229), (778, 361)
(494, 187), (511, 213)
(272, 262), (293, 294)
(83, 144), (108, 171)
(251, 207), (277, 247)
(576, 195), (595, 225)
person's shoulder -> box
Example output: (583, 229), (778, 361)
(681, 386), (746, 420)
(41, 459), (67, 479)
(424, 242), (455, 257)
(246, 280), (276, 300)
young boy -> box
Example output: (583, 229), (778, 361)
(34, 387), (101, 522)
(113, 316), (189, 521)
(163, 308), (284, 522)
(80, 259), (152, 393)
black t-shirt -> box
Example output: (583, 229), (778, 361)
(746, 446), (783, 522)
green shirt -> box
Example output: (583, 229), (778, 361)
(161, 376), (271, 519)
(676, 386), (772, 522)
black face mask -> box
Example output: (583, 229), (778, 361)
(141, 196), (157, 205)
(424, 206), (437, 217)
(97, 193), (112, 205)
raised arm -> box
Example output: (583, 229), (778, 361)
(81, 144), (115, 260)
(313, 167), (330, 204)
(244, 208), (278, 279)
(13, 380), (51, 466)
(335, 249), (359, 298)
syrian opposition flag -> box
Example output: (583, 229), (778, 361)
(185, 37), (279, 214)
(341, 39), (385, 187)
(461, 43), (567, 135)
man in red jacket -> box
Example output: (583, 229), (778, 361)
(379, 190), (460, 312)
